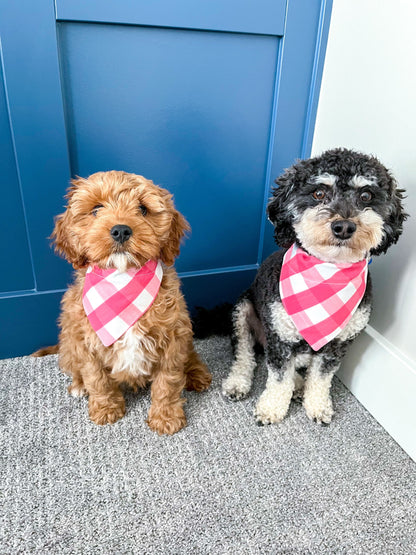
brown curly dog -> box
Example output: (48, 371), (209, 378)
(34, 171), (211, 435)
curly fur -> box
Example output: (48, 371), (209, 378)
(223, 149), (407, 426)
(33, 171), (211, 435)
(268, 148), (406, 258)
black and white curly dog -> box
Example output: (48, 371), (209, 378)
(222, 148), (406, 425)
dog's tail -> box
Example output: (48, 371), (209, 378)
(31, 345), (59, 357)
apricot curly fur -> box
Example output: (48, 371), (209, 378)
(36, 171), (211, 434)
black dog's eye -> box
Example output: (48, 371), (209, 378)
(359, 190), (373, 202)
(92, 204), (103, 216)
(312, 189), (326, 201)
(139, 204), (147, 216)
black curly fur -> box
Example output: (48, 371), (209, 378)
(268, 148), (407, 254)
(255, 148), (406, 366)
(221, 148), (407, 425)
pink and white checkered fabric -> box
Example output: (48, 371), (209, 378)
(279, 244), (368, 351)
(82, 259), (163, 346)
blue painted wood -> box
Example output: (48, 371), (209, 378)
(56, 0), (286, 36)
(0, 0), (332, 358)
(182, 269), (257, 314)
(0, 292), (63, 359)
(261, 0), (333, 261)
(0, 0), (73, 292)
(301, 0), (333, 159)
(0, 59), (34, 293)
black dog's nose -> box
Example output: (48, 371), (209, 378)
(331, 220), (356, 240)
(110, 225), (133, 244)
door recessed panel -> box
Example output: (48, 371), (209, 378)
(59, 23), (278, 272)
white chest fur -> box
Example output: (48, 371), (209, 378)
(269, 300), (371, 344)
(111, 327), (153, 376)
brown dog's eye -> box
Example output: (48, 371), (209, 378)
(360, 190), (373, 202)
(92, 205), (103, 216)
(312, 189), (326, 201)
(139, 204), (147, 216)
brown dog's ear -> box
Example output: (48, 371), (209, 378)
(51, 180), (88, 269)
(51, 209), (87, 269)
(160, 208), (190, 267)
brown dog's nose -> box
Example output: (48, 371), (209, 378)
(110, 225), (133, 244)
(331, 219), (356, 240)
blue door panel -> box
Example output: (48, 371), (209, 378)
(0, 63), (34, 293)
(0, 292), (63, 359)
(182, 269), (256, 316)
(59, 23), (278, 272)
(0, 0), (333, 358)
(261, 0), (333, 260)
(56, 0), (287, 36)
(0, 0), (73, 293)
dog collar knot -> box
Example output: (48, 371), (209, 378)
(279, 244), (368, 351)
(82, 259), (163, 346)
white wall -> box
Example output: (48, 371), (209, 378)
(312, 0), (416, 459)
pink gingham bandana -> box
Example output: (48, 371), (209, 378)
(82, 259), (163, 346)
(279, 244), (368, 351)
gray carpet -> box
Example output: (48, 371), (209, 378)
(1, 336), (415, 554)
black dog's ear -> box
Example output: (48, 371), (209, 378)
(371, 173), (408, 256)
(267, 166), (298, 248)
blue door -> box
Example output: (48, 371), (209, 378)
(0, 0), (332, 357)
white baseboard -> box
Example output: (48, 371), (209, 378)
(337, 325), (416, 462)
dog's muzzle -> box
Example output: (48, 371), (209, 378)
(110, 224), (133, 244)
(331, 219), (356, 240)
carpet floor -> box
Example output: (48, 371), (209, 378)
(0, 336), (415, 554)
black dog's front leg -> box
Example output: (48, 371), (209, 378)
(254, 337), (296, 425)
(303, 343), (349, 424)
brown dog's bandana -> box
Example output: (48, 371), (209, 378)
(82, 259), (163, 346)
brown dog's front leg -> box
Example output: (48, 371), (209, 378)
(82, 362), (126, 425)
(147, 362), (187, 435)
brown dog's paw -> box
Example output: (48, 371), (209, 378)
(185, 364), (212, 392)
(147, 405), (186, 435)
(68, 382), (87, 398)
(88, 397), (126, 425)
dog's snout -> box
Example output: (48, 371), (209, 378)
(331, 219), (356, 240)
(110, 224), (133, 244)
